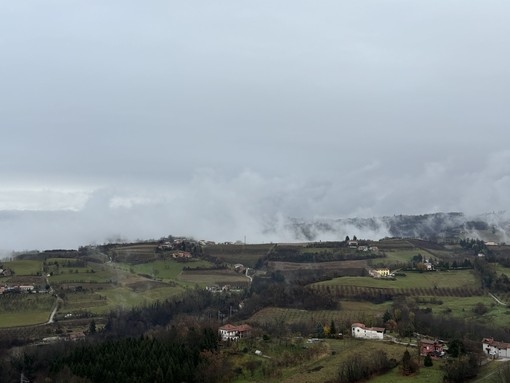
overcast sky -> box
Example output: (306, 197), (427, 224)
(1, 1), (510, 251)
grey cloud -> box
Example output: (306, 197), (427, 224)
(1, 1), (510, 250)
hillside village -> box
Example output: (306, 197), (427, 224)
(1, 234), (510, 382)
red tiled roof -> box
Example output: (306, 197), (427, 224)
(483, 337), (510, 349)
(352, 323), (384, 332)
(219, 324), (251, 332)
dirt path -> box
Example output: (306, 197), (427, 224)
(245, 267), (253, 283)
(47, 296), (62, 324)
(489, 292), (507, 306)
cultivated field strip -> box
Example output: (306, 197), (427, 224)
(309, 284), (483, 298)
(249, 307), (369, 327)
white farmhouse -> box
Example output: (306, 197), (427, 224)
(351, 323), (385, 340)
(482, 337), (510, 358)
(218, 324), (252, 341)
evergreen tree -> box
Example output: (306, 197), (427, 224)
(330, 320), (337, 337)
(88, 320), (96, 334)
(401, 350), (418, 375)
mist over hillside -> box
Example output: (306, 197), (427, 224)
(2, 208), (510, 256)
(277, 212), (510, 244)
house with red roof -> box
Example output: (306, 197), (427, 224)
(218, 324), (252, 341)
(482, 337), (510, 358)
(351, 323), (385, 340)
(420, 339), (445, 357)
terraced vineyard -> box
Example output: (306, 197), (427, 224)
(249, 307), (374, 329)
(310, 284), (483, 299)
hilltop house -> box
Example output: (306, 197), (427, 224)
(351, 323), (385, 340)
(172, 251), (192, 259)
(369, 268), (391, 278)
(420, 339), (445, 357)
(218, 324), (252, 341)
(482, 337), (510, 358)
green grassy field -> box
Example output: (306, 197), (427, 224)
(131, 259), (214, 280)
(0, 311), (52, 327)
(313, 270), (478, 289)
(48, 267), (115, 284)
(370, 364), (445, 383)
(179, 269), (249, 287)
(94, 285), (184, 313)
(0, 294), (55, 328)
(111, 244), (158, 263)
(231, 338), (424, 383)
(382, 249), (436, 265)
(473, 360), (510, 382)
(248, 302), (391, 331)
(231, 337), (501, 383)
(2, 260), (43, 275)
(494, 264), (510, 278)
(204, 244), (273, 268)
(423, 295), (510, 327)
(60, 292), (109, 313)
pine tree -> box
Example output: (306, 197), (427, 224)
(330, 320), (337, 337)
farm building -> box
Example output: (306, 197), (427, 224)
(351, 323), (385, 340)
(218, 324), (252, 341)
(420, 339), (445, 357)
(369, 268), (391, 278)
(482, 337), (510, 358)
(172, 251), (192, 259)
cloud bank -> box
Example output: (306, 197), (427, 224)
(1, 150), (510, 251)
(1, 1), (510, 251)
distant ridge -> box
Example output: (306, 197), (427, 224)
(279, 212), (510, 243)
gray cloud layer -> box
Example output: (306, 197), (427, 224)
(1, 1), (510, 250)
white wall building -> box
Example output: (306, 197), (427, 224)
(482, 337), (510, 358)
(218, 324), (252, 341)
(351, 323), (385, 340)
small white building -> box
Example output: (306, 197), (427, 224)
(351, 323), (385, 340)
(482, 337), (510, 358)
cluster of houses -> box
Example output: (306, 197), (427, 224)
(0, 284), (38, 294)
(217, 321), (508, 363)
(42, 332), (86, 344)
(352, 323), (448, 358)
(347, 241), (379, 253)
(206, 284), (244, 293)
(157, 238), (216, 251)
